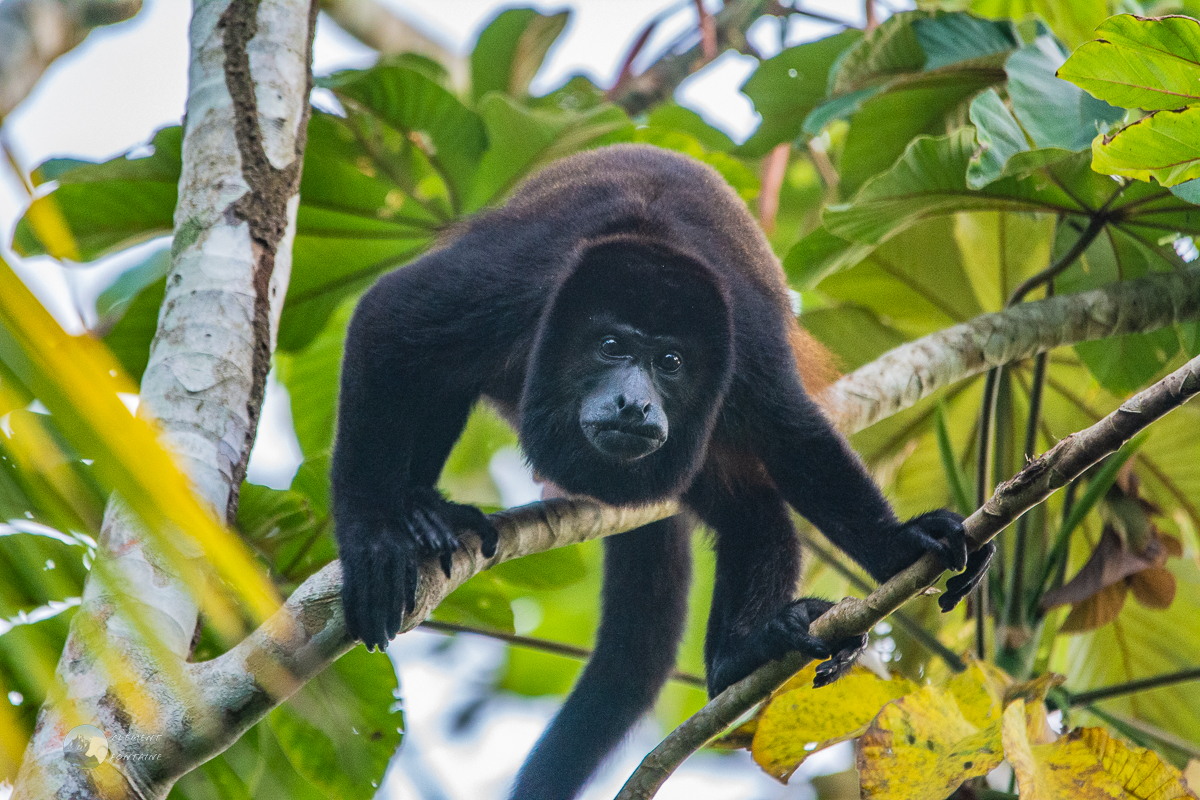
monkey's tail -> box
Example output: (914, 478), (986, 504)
(509, 515), (692, 800)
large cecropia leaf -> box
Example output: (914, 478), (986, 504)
(736, 29), (862, 158)
(470, 7), (570, 103)
(11, 127), (180, 262)
(1057, 15), (1200, 112)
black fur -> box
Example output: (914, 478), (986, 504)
(332, 144), (993, 800)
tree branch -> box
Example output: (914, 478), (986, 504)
(615, 353), (1200, 800)
(827, 266), (1200, 435)
(0, 0), (141, 119)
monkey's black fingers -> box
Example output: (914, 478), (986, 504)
(813, 634), (868, 688)
(908, 509), (968, 572)
(385, 552), (407, 640)
(940, 542), (996, 612)
(477, 519), (499, 559)
(412, 506), (459, 577)
(443, 501), (499, 559)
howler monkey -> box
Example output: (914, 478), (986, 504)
(333, 144), (994, 800)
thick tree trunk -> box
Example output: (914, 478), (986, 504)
(9, 1), (316, 797)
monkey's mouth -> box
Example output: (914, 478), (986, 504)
(582, 422), (666, 461)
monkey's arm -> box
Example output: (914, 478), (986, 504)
(753, 373), (994, 611)
(332, 260), (502, 649)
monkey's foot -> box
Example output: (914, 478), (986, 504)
(705, 598), (867, 696)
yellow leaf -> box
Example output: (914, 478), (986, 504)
(23, 194), (80, 262)
(1079, 727), (1198, 800)
(857, 683), (1004, 800)
(1005, 672), (1065, 746)
(749, 663), (917, 780)
(946, 659), (1012, 728)
(0, 256), (278, 623)
(1004, 705), (1198, 800)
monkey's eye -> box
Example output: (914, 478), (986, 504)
(657, 352), (682, 373)
(600, 337), (623, 357)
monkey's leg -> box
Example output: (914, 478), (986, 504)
(510, 516), (691, 800)
(687, 475), (866, 696)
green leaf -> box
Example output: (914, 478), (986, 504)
(466, 93), (632, 210)
(236, 483), (330, 580)
(632, 128), (758, 201)
(935, 403), (973, 516)
(1074, 328), (1180, 395)
(802, 86), (881, 136)
(840, 72), (1001, 196)
(12, 127), (180, 261)
(912, 12), (1019, 71)
(471, 8), (570, 102)
(646, 104), (735, 152)
(282, 112), (439, 351)
(325, 65), (487, 209)
(953, 211), (1055, 311)
(1058, 15), (1200, 111)
(1093, 106), (1200, 187)
(825, 129), (1083, 245)
(782, 226), (873, 289)
(267, 647), (400, 800)
(101, 278), (163, 382)
(815, 216), (984, 337)
(968, 88), (1029, 188)
(275, 298), (352, 460)
(1007, 38), (1125, 151)
(737, 30), (862, 157)
(799, 305), (907, 371)
(94, 244), (171, 324)
(831, 11), (927, 95)
(968, 86), (1079, 189)
(967, 0), (1107, 50)
(0, 530), (88, 617)
(491, 546), (587, 590)
(437, 572), (514, 631)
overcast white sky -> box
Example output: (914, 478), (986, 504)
(0, 3), (891, 797)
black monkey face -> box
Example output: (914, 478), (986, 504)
(577, 321), (680, 461)
(519, 235), (734, 505)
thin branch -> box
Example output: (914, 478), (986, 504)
(788, 5), (858, 28)
(0, 0), (141, 119)
(419, 619), (707, 689)
(318, 0), (466, 87)
(611, 0), (770, 116)
(615, 353), (1200, 800)
(1066, 667), (1200, 707)
(758, 143), (789, 234)
(693, 0), (716, 63)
